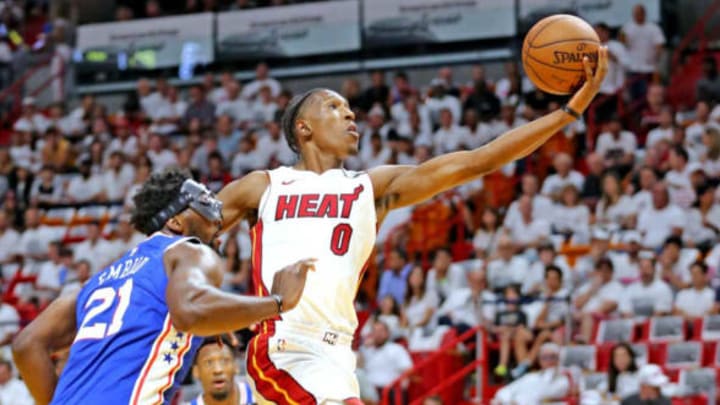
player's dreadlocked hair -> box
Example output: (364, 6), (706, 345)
(130, 167), (192, 235)
(281, 88), (325, 154)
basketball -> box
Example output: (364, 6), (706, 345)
(522, 14), (600, 95)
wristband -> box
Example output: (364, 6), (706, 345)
(562, 104), (582, 120)
(271, 294), (284, 314)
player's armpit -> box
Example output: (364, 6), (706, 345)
(216, 170), (269, 232)
(12, 291), (78, 405)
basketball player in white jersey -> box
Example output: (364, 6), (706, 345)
(217, 50), (608, 404)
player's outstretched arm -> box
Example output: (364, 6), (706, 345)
(12, 291), (78, 405)
(370, 47), (608, 211)
(165, 241), (315, 336)
(216, 170), (269, 232)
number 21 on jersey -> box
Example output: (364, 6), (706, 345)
(74, 279), (133, 342)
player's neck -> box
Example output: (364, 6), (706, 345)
(295, 151), (343, 174)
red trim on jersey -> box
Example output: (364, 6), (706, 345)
(131, 317), (174, 405)
(247, 332), (317, 405)
(344, 398), (364, 405)
(154, 333), (192, 404)
(250, 219), (268, 297)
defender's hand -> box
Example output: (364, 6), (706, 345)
(568, 46), (609, 114)
(271, 258), (317, 312)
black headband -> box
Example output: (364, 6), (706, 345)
(286, 90), (318, 150)
(148, 179), (223, 233)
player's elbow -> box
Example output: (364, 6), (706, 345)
(168, 306), (200, 333)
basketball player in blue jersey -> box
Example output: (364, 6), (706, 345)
(12, 168), (315, 405)
(188, 337), (254, 405)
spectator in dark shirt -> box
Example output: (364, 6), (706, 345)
(697, 56), (720, 105)
(183, 85), (215, 130)
(202, 152), (232, 194)
(581, 153), (605, 207)
(361, 70), (389, 113)
(464, 78), (500, 121)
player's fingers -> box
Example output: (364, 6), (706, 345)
(582, 56), (593, 81)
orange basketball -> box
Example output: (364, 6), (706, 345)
(522, 14), (600, 95)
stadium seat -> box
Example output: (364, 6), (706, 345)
(42, 207), (76, 225)
(74, 205), (109, 224)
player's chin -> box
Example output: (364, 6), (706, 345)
(346, 143), (360, 156)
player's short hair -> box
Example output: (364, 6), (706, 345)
(195, 336), (235, 364)
(281, 88), (325, 154)
(131, 168), (192, 235)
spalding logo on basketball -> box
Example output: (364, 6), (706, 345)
(523, 14), (600, 95)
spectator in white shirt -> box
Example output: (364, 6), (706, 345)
(102, 151), (135, 202)
(0, 359), (33, 405)
(674, 261), (715, 320)
(30, 165), (63, 206)
(700, 126), (720, 177)
(620, 4), (665, 99)
(551, 184), (591, 244)
(686, 101), (717, 159)
(684, 184), (720, 247)
(215, 81), (251, 126)
(17, 207), (64, 274)
(108, 215), (145, 261)
(426, 248), (466, 302)
(256, 121), (296, 167)
(609, 231), (643, 284)
(0, 301), (19, 349)
(595, 116), (637, 173)
(360, 133), (392, 169)
(249, 85), (278, 125)
(504, 195), (551, 250)
(391, 95), (432, 138)
(505, 174), (553, 228)
(425, 79), (461, 128)
(462, 108), (496, 149)
(65, 158), (103, 203)
(148, 86), (187, 135)
(492, 343), (569, 405)
(401, 265), (439, 335)
(595, 172), (636, 229)
(429, 108), (469, 154)
(436, 267), (496, 332)
(636, 182), (685, 249)
(664, 146), (698, 208)
(359, 321), (413, 396)
(595, 22), (629, 97)
(656, 236), (697, 291)
(124, 158), (152, 210)
(573, 257), (623, 343)
(522, 244), (572, 296)
(72, 222), (116, 274)
(215, 114), (243, 163)
(472, 207), (502, 259)
(34, 241), (65, 305)
(106, 119), (138, 158)
(241, 62), (282, 100)
(646, 106), (675, 149)
(0, 211), (20, 279)
(231, 134), (265, 177)
(631, 166), (659, 214)
(13, 97), (51, 134)
(146, 134), (178, 173)
(541, 153), (584, 200)
(487, 234), (530, 292)
(136, 78), (167, 120)
(620, 252), (673, 318)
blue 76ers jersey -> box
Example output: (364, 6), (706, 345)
(52, 233), (203, 405)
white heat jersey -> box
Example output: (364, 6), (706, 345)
(252, 166), (376, 336)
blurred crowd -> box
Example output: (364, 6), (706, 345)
(1, 3), (719, 405)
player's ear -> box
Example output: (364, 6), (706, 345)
(296, 119), (312, 142)
(166, 215), (184, 234)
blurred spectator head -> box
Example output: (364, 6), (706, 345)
(661, 235), (683, 262)
(386, 249), (407, 272)
(553, 153), (573, 176)
(632, 4), (646, 24)
(595, 257), (614, 281)
(538, 243), (556, 265)
(432, 248), (452, 272)
(638, 166), (658, 191)
(393, 71), (411, 91)
(607, 114), (622, 135)
(438, 66), (453, 84)
(471, 64), (486, 85)
(207, 152), (224, 174)
(594, 22), (610, 42)
(429, 78), (447, 98)
(145, 0), (162, 18)
(115, 5), (134, 21)
(480, 207), (499, 231)
(702, 55), (718, 79)
(24, 207), (40, 229)
(638, 364), (669, 399)
(690, 261), (709, 290)
(86, 221), (101, 242)
(623, 231), (643, 253)
(591, 228), (611, 251)
(560, 184), (580, 207)
(646, 84), (664, 108)
(202, 72), (215, 91)
(76, 259), (92, 283)
(609, 343), (638, 392)
(496, 234), (515, 260)
(463, 108), (479, 128)
(702, 127), (720, 159)
(107, 151), (125, 170)
(216, 115), (233, 135)
(696, 184), (715, 208)
(136, 78), (152, 97)
(0, 358), (11, 384)
(114, 118), (130, 138)
(658, 105), (674, 127)
(696, 101), (710, 121)
(518, 194), (533, 221)
(39, 165), (54, 183)
(439, 108), (453, 129)
(502, 285), (521, 307)
(368, 104), (386, 129)
(189, 85), (206, 104)
(668, 145), (689, 170)
(601, 171), (622, 199)
(521, 173), (540, 196)
(651, 182), (670, 209)
(116, 215), (134, 240)
(538, 343), (560, 369)
(256, 62), (270, 80)
(148, 134), (165, 152)
(378, 295), (399, 316)
(370, 321), (390, 347)
(544, 264), (563, 291)
(370, 70), (385, 87)
(467, 267), (487, 293)
(258, 85), (273, 103)
(586, 153), (604, 175)
(226, 81), (241, 100)
(414, 145), (432, 164)
(405, 265), (426, 303)
(638, 251), (656, 283)
(341, 79), (361, 100)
